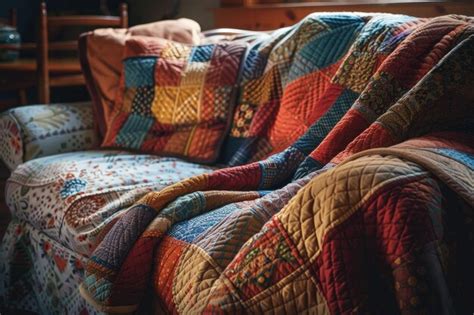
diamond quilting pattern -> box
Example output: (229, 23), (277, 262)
(190, 44), (214, 62)
(115, 115), (154, 149)
(124, 57), (156, 88)
(175, 87), (200, 124)
(181, 62), (209, 86)
(152, 87), (178, 125)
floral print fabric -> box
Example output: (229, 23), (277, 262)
(1, 149), (214, 313)
(5, 150), (214, 256)
(0, 219), (100, 314)
(0, 102), (99, 171)
(0, 112), (22, 170)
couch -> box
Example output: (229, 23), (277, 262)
(1, 13), (473, 315)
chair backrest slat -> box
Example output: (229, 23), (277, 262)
(48, 16), (123, 27)
(0, 41), (77, 52)
(36, 2), (128, 103)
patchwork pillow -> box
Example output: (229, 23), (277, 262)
(102, 36), (248, 163)
(78, 18), (202, 137)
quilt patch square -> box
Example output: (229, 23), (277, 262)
(161, 42), (191, 61)
(206, 44), (243, 86)
(155, 59), (186, 86)
(124, 57), (157, 88)
(181, 62), (210, 86)
(152, 87), (179, 124)
(175, 87), (201, 124)
(115, 114), (154, 149)
(131, 86), (154, 116)
(190, 44), (214, 62)
(213, 86), (233, 120)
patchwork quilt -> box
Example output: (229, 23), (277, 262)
(1, 12), (473, 314)
(78, 13), (474, 314)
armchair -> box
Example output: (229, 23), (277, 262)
(0, 102), (99, 171)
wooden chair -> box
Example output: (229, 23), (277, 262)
(37, 2), (128, 103)
(1, 5), (128, 108)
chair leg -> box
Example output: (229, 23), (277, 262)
(37, 2), (50, 104)
(38, 85), (50, 104)
(18, 89), (28, 105)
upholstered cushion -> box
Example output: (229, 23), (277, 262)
(5, 150), (214, 256)
(101, 37), (248, 163)
(79, 19), (202, 136)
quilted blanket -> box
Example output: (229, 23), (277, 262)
(80, 13), (474, 314)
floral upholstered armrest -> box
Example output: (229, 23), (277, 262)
(0, 102), (100, 171)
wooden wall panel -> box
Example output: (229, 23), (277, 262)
(214, 2), (474, 30)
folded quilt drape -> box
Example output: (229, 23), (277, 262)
(81, 13), (474, 314)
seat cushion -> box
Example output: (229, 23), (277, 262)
(5, 150), (214, 256)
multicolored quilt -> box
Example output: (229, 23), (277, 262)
(79, 13), (474, 314)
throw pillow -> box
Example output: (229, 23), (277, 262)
(78, 18), (202, 136)
(101, 36), (247, 163)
